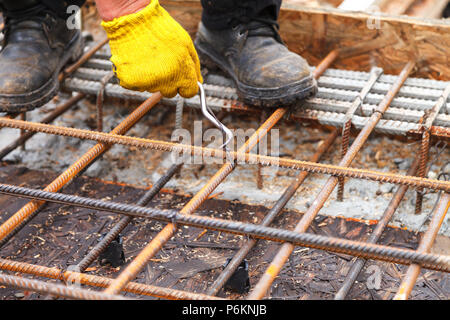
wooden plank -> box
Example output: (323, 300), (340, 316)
(407, 0), (450, 19)
(161, 0), (450, 80)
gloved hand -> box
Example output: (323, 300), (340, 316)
(101, 0), (203, 98)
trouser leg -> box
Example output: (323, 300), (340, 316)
(0, 0), (86, 17)
(39, 0), (86, 17)
(201, 0), (282, 30)
(0, 0), (39, 11)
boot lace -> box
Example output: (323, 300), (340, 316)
(230, 5), (284, 44)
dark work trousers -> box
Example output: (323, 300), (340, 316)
(201, 0), (282, 30)
(1, 0), (281, 28)
(0, 0), (85, 17)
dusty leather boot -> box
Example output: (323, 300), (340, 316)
(0, 0), (83, 112)
(195, 19), (317, 108)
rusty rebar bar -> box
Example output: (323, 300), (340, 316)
(394, 193), (450, 300)
(1, 183), (449, 272)
(0, 93), (162, 247)
(19, 112), (26, 151)
(0, 272), (128, 300)
(0, 93), (86, 160)
(257, 111), (267, 190)
(334, 157), (420, 300)
(248, 60), (416, 299)
(337, 120), (351, 201)
(314, 49), (339, 79)
(415, 84), (450, 215)
(206, 129), (339, 296)
(0, 258), (222, 300)
(415, 130), (430, 214)
(1, 118), (448, 193)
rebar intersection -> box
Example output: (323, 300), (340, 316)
(0, 40), (448, 300)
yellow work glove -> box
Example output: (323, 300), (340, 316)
(101, 0), (203, 98)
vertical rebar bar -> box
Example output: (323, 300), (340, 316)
(415, 84), (450, 215)
(257, 111), (267, 190)
(96, 71), (115, 132)
(394, 192), (450, 300)
(415, 130), (430, 214)
(175, 96), (184, 130)
(20, 112), (26, 151)
(337, 120), (351, 201)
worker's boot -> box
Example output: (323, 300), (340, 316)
(195, 19), (316, 108)
(0, 0), (83, 113)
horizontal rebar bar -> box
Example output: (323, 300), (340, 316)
(0, 117), (448, 192)
(0, 272), (128, 300)
(81, 57), (450, 93)
(0, 258), (222, 300)
(66, 58), (450, 136)
(0, 183), (449, 273)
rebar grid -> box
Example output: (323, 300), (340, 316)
(248, 60), (417, 300)
(0, 41), (448, 301)
(101, 50), (339, 295)
(0, 93), (162, 247)
(1, 183), (448, 272)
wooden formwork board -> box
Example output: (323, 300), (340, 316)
(161, 0), (450, 81)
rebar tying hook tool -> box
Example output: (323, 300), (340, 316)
(198, 81), (233, 148)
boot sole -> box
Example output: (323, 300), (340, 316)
(0, 32), (84, 113)
(195, 37), (317, 108)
